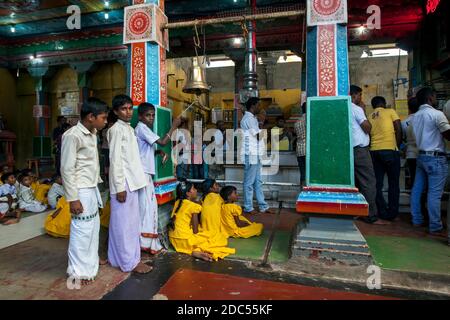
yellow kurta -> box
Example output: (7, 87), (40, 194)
(169, 199), (235, 261)
(32, 182), (50, 205)
(100, 199), (111, 228)
(200, 193), (225, 236)
(222, 203), (264, 239)
(44, 197), (70, 238)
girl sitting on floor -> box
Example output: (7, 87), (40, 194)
(200, 178), (227, 238)
(220, 186), (263, 239)
(169, 181), (235, 262)
(18, 174), (48, 213)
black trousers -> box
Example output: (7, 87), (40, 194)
(371, 150), (401, 220)
(354, 147), (378, 221)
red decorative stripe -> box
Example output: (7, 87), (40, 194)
(141, 233), (159, 239)
(131, 42), (146, 106)
(160, 46), (168, 107)
(317, 24), (337, 97)
(297, 201), (368, 217)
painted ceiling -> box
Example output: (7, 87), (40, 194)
(0, 0), (427, 63)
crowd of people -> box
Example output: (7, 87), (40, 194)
(350, 85), (450, 244)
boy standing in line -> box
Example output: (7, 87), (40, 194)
(61, 98), (108, 285)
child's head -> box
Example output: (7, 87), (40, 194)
(220, 186), (238, 203)
(21, 169), (36, 181)
(176, 180), (197, 201)
(80, 98), (109, 131)
(2, 165), (10, 174)
(52, 174), (62, 185)
(202, 178), (220, 195)
(138, 103), (156, 127)
(1, 172), (16, 185)
(20, 175), (32, 187)
(112, 95), (134, 123)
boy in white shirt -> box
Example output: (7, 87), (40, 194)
(135, 103), (181, 255)
(48, 174), (65, 209)
(18, 175), (47, 213)
(61, 97), (108, 285)
(107, 95), (152, 274)
(0, 172), (21, 225)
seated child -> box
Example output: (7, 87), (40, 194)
(0, 172), (21, 225)
(169, 181), (235, 262)
(200, 179), (226, 237)
(44, 196), (70, 238)
(18, 174), (48, 213)
(220, 186), (264, 239)
(48, 174), (64, 209)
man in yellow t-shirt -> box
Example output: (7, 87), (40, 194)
(368, 96), (402, 222)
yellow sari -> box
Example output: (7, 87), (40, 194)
(100, 199), (111, 228)
(44, 196), (70, 238)
(200, 193), (226, 236)
(222, 203), (264, 239)
(32, 182), (50, 205)
(169, 199), (235, 261)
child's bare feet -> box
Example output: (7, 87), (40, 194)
(132, 262), (153, 274)
(192, 251), (213, 262)
(99, 259), (108, 266)
(2, 218), (20, 225)
(81, 279), (94, 286)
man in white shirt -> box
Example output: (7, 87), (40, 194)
(411, 87), (450, 238)
(350, 86), (385, 225)
(240, 98), (273, 215)
(61, 97), (108, 285)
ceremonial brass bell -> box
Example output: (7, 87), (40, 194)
(183, 57), (210, 96)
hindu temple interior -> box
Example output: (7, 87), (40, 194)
(0, 0), (449, 301)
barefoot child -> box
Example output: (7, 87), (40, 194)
(18, 175), (47, 213)
(169, 181), (235, 261)
(220, 186), (263, 239)
(0, 173), (21, 225)
(135, 102), (181, 255)
(61, 97), (108, 284)
(107, 95), (152, 274)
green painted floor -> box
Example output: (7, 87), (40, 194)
(227, 231), (291, 263)
(365, 236), (450, 275)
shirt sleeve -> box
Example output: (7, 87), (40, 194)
(137, 125), (160, 146)
(436, 111), (450, 133)
(354, 107), (367, 125)
(60, 133), (80, 202)
(108, 127), (126, 195)
(390, 109), (400, 122)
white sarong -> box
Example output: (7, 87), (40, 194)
(67, 187), (103, 280)
(138, 173), (163, 254)
(19, 200), (47, 213)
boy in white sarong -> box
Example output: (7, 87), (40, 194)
(135, 103), (181, 255)
(61, 98), (108, 285)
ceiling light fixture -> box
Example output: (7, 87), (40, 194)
(233, 37), (242, 45)
(10, 26), (15, 33)
(10, 12), (15, 18)
(104, 12), (109, 20)
(357, 25), (366, 35)
(105, 1), (110, 7)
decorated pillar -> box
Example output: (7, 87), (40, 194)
(293, 1), (372, 264)
(124, 0), (176, 205)
(70, 62), (94, 109)
(28, 65), (51, 159)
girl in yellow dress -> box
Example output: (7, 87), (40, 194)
(220, 186), (264, 239)
(45, 196), (71, 238)
(169, 181), (235, 262)
(200, 179), (226, 237)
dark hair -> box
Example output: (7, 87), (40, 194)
(245, 97), (260, 111)
(201, 178), (216, 199)
(416, 87), (435, 106)
(350, 85), (362, 96)
(138, 102), (155, 116)
(20, 169), (32, 177)
(18, 174), (30, 184)
(408, 97), (419, 114)
(169, 181), (195, 230)
(80, 98), (109, 119)
(57, 116), (66, 122)
(371, 96), (387, 108)
(52, 174), (61, 182)
(1, 172), (14, 183)
(112, 94), (133, 111)
(301, 102), (307, 115)
(220, 186), (237, 202)
(62, 123), (71, 132)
